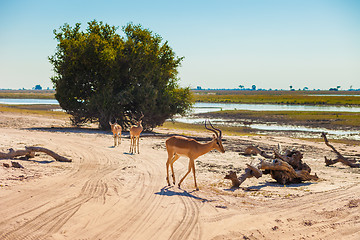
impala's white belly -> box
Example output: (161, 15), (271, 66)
(176, 153), (189, 158)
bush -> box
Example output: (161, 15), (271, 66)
(49, 20), (192, 130)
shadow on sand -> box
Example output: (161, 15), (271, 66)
(224, 181), (315, 192)
(24, 126), (113, 135)
(155, 186), (211, 203)
(24, 127), (219, 141)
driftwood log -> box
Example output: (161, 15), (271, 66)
(321, 132), (359, 168)
(0, 146), (72, 162)
(274, 150), (311, 173)
(243, 146), (273, 159)
(225, 146), (318, 187)
(225, 164), (262, 188)
(259, 158), (318, 185)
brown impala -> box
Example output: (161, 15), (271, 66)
(165, 120), (225, 190)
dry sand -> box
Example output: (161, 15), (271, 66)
(0, 111), (359, 239)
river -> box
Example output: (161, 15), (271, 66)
(2, 98), (360, 112)
(1, 98), (359, 140)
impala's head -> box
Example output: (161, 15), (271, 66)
(205, 120), (225, 153)
(109, 121), (115, 130)
(132, 112), (144, 127)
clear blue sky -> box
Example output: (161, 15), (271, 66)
(0, 0), (359, 90)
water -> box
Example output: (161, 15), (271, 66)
(187, 103), (360, 140)
(1, 98), (359, 139)
(1, 98), (360, 112)
(174, 117), (360, 140)
(0, 98), (58, 105)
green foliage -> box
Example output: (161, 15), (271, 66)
(49, 20), (192, 129)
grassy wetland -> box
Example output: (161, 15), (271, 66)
(193, 90), (360, 106)
(1, 90), (360, 141)
(0, 90), (55, 99)
(191, 90), (360, 142)
(198, 110), (360, 130)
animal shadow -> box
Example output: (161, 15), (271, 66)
(155, 186), (211, 202)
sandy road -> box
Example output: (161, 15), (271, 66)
(0, 128), (214, 239)
(0, 124), (359, 239)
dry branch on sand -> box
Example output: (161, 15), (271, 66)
(321, 132), (360, 168)
(225, 146), (318, 188)
(242, 146), (273, 159)
(225, 164), (262, 188)
(0, 146), (71, 162)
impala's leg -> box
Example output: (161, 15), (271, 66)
(134, 137), (137, 153)
(191, 161), (198, 190)
(129, 136), (133, 153)
(130, 136), (134, 153)
(113, 134), (116, 147)
(137, 136), (140, 154)
(132, 137), (135, 153)
(178, 159), (193, 188)
(119, 133), (121, 144)
(166, 152), (174, 186)
(133, 137), (137, 153)
(170, 154), (180, 185)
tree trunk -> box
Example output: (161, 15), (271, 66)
(0, 147), (71, 162)
(322, 132), (359, 168)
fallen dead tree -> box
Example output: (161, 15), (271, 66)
(0, 146), (72, 162)
(225, 147), (318, 188)
(225, 164), (262, 188)
(242, 146), (273, 159)
(259, 158), (318, 185)
(322, 132), (359, 168)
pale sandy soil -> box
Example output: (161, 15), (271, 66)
(0, 111), (359, 240)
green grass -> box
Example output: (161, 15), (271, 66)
(193, 90), (360, 106)
(0, 104), (68, 118)
(205, 110), (360, 128)
(0, 90), (55, 99)
(297, 137), (360, 146)
(161, 121), (255, 136)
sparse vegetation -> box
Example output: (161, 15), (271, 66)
(0, 104), (68, 118)
(161, 121), (255, 136)
(0, 90), (55, 99)
(193, 90), (360, 106)
(199, 110), (360, 128)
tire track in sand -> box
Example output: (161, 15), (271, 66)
(0, 178), (108, 240)
(0, 134), (113, 240)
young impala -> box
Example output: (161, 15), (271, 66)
(109, 120), (122, 147)
(129, 112), (144, 154)
(165, 120), (225, 190)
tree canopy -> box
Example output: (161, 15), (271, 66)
(49, 20), (192, 130)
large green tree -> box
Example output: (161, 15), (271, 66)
(49, 20), (192, 130)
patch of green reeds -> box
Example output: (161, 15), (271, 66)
(0, 90), (55, 99)
(208, 110), (360, 128)
(0, 104), (67, 118)
(193, 91), (360, 106)
(161, 121), (254, 136)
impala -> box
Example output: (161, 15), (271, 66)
(109, 120), (122, 147)
(129, 112), (144, 154)
(165, 120), (225, 190)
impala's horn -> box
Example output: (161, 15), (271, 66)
(205, 120), (220, 138)
(139, 111), (144, 121)
(208, 120), (222, 138)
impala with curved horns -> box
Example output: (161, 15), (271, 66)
(165, 120), (225, 190)
(129, 112), (144, 154)
(109, 119), (122, 147)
